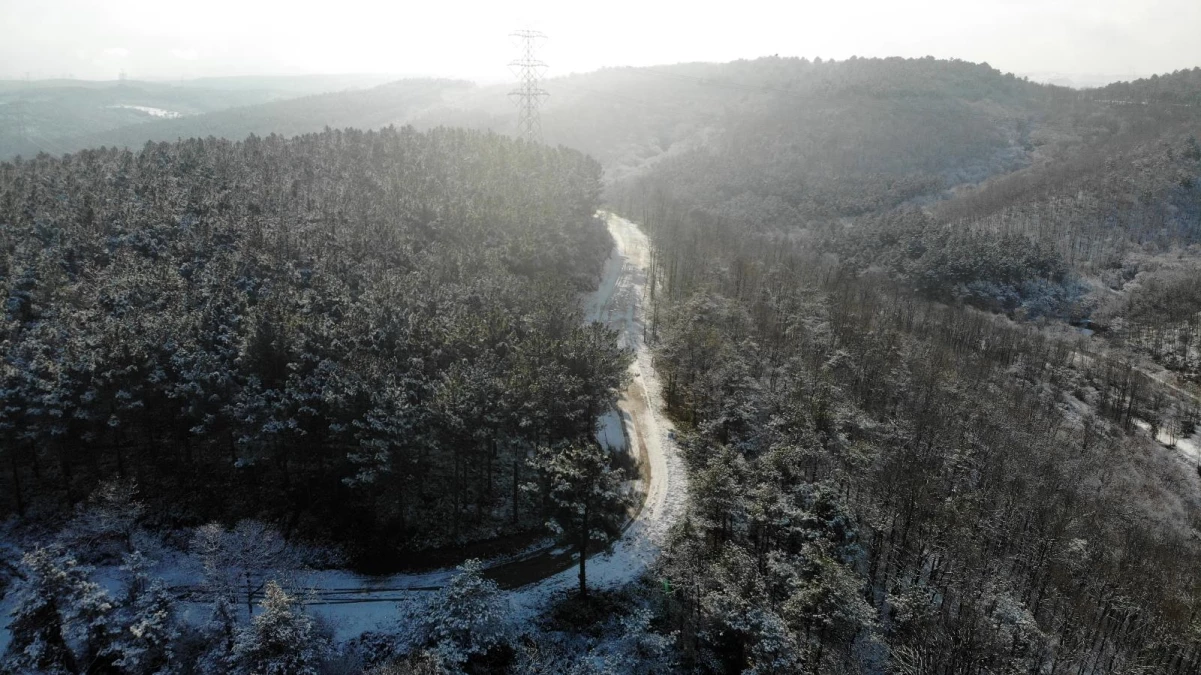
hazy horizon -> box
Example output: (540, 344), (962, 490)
(0, 67), (1173, 91)
(3, 0), (1199, 87)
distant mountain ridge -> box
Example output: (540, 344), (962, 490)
(0, 73), (429, 160)
(8, 57), (1201, 203)
(42, 78), (470, 157)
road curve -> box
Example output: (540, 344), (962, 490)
(277, 212), (688, 638)
(514, 212), (689, 595)
(0, 214), (687, 646)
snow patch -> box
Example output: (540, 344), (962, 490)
(1134, 418), (1201, 463)
(108, 104), (184, 119)
(597, 407), (627, 452)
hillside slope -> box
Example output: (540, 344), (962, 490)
(0, 127), (623, 565)
(0, 74), (404, 159)
(44, 78), (469, 157)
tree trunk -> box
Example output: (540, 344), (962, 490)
(246, 573), (255, 620)
(9, 449), (23, 517)
(511, 456), (520, 525)
(579, 505), (589, 597)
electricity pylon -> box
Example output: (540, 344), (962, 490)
(508, 29), (548, 144)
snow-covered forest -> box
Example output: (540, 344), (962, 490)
(604, 65), (1201, 672)
(0, 127), (628, 561)
(3, 45), (1201, 674)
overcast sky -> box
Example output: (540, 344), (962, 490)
(2, 0), (1199, 85)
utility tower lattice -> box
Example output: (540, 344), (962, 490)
(508, 29), (549, 144)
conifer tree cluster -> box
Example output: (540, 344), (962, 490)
(0, 126), (628, 562)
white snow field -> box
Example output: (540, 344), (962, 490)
(108, 104), (185, 119)
(1133, 418), (1201, 464)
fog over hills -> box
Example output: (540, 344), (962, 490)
(31, 57), (1198, 191)
(0, 73), (421, 159)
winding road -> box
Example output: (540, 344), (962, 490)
(0, 214), (687, 650)
(286, 212), (688, 637)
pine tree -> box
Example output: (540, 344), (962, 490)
(528, 442), (631, 597)
(421, 559), (509, 670)
(195, 595), (240, 674)
(0, 128), (618, 559)
(227, 580), (329, 675)
(2, 546), (113, 675)
(106, 551), (180, 675)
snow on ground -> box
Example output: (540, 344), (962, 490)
(1072, 350), (1201, 465)
(0, 213), (686, 645)
(258, 567), (457, 640)
(598, 211), (689, 554)
(1134, 418), (1201, 464)
(306, 211), (687, 638)
(506, 212), (689, 619)
(582, 239), (625, 324)
(108, 104), (184, 119)
(597, 407), (627, 452)
(1167, 433), (1201, 463)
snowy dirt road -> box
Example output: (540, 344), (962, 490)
(248, 212), (687, 638)
(500, 213), (690, 608)
(0, 213), (685, 647)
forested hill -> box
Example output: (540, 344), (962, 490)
(3, 52), (1201, 673)
(541, 56), (1049, 183)
(31, 57), (1057, 183)
(42, 78), (470, 159)
(608, 57), (1201, 318)
(44, 57), (1193, 204)
(601, 57), (1050, 222)
(606, 61), (1201, 672)
(0, 74), (407, 160)
(25, 60), (1201, 199)
(602, 61), (1201, 226)
(1090, 67), (1201, 105)
(0, 127), (627, 566)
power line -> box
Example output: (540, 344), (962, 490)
(508, 29), (549, 144)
